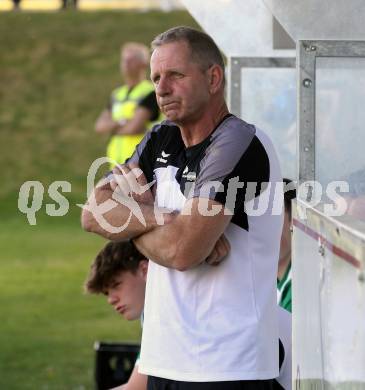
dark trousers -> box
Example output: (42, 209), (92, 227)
(147, 376), (274, 390)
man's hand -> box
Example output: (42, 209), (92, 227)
(110, 162), (155, 205)
(205, 234), (230, 266)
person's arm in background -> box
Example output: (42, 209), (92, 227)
(114, 106), (153, 135)
(95, 109), (119, 134)
(114, 91), (160, 135)
(96, 91), (160, 136)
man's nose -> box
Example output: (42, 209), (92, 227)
(107, 293), (118, 305)
(156, 77), (170, 97)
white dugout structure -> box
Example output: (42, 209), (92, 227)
(181, 0), (365, 389)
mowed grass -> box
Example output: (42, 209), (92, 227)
(0, 10), (198, 201)
(0, 10), (198, 389)
(0, 214), (140, 390)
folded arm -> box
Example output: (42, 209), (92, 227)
(133, 197), (232, 271)
(81, 163), (231, 268)
(81, 165), (168, 241)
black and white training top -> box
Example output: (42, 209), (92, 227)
(129, 115), (284, 382)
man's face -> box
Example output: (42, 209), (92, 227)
(150, 41), (211, 125)
(104, 261), (147, 321)
(120, 48), (144, 79)
(279, 209), (292, 263)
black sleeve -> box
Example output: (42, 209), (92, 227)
(138, 91), (160, 121)
(190, 122), (270, 214)
(127, 124), (161, 184)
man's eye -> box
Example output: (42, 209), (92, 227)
(109, 280), (121, 289)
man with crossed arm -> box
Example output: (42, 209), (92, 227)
(82, 26), (283, 390)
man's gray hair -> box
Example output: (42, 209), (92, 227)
(151, 26), (225, 73)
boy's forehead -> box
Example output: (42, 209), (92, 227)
(104, 270), (125, 288)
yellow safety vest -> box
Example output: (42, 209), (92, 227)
(107, 79), (157, 167)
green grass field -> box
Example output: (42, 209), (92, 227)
(0, 10), (198, 389)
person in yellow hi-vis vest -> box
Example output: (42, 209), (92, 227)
(95, 42), (161, 168)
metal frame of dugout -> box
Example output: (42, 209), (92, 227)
(228, 56), (296, 119)
(227, 56), (297, 180)
(298, 39), (365, 186)
(294, 39), (365, 389)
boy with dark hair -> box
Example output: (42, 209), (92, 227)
(86, 237), (293, 390)
(85, 241), (148, 389)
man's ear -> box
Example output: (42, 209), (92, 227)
(208, 64), (224, 94)
(139, 259), (149, 281)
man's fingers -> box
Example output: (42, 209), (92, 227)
(205, 250), (219, 266)
(220, 234), (231, 254)
(110, 163), (154, 204)
(128, 162), (147, 185)
(119, 164), (147, 194)
(111, 171), (130, 196)
(111, 163), (140, 195)
(205, 235), (231, 267)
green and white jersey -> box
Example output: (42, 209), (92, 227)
(277, 263), (292, 313)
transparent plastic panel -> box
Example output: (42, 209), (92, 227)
(181, 0), (295, 57)
(292, 222), (323, 382)
(262, 0), (365, 40)
(322, 243), (365, 384)
(293, 204), (365, 386)
(315, 57), (365, 222)
(241, 68), (296, 179)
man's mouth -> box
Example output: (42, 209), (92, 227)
(116, 305), (127, 315)
(161, 101), (178, 109)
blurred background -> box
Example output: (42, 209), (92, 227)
(0, 1), (197, 388)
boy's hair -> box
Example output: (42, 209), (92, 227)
(85, 241), (146, 294)
(283, 178), (297, 216)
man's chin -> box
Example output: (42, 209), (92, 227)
(123, 312), (138, 321)
(164, 112), (177, 121)
(163, 108), (181, 120)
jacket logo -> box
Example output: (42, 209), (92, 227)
(182, 166), (196, 182)
(157, 150), (170, 164)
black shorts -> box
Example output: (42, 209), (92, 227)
(147, 376), (274, 390)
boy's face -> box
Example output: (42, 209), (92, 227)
(104, 260), (147, 321)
